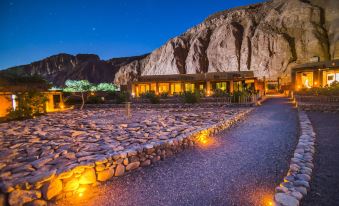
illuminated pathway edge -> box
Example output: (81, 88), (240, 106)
(274, 111), (316, 206)
(0, 107), (253, 205)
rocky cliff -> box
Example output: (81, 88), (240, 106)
(4, 53), (147, 86)
(114, 0), (339, 85)
(3, 0), (338, 86)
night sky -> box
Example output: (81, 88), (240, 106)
(0, 0), (263, 69)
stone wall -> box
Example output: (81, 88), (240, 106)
(0, 109), (253, 206)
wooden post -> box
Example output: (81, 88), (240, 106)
(125, 102), (131, 118)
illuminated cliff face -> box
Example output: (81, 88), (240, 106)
(114, 0), (339, 85)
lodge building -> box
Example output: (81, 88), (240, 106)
(131, 71), (263, 97)
(292, 59), (339, 90)
(0, 91), (65, 118)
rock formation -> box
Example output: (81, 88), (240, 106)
(3, 0), (338, 86)
(4, 53), (147, 86)
(114, 0), (339, 85)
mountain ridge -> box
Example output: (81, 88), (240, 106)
(2, 0), (338, 86)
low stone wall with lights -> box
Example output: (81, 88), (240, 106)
(274, 111), (316, 206)
(0, 108), (253, 206)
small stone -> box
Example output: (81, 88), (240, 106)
(295, 186), (307, 196)
(123, 158), (129, 166)
(140, 159), (151, 167)
(78, 168), (96, 185)
(42, 179), (63, 200)
(63, 177), (79, 192)
(274, 193), (299, 206)
(293, 180), (310, 188)
(296, 174), (311, 182)
(25, 199), (48, 206)
(95, 164), (106, 172)
(97, 167), (114, 182)
(58, 170), (73, 179)
(9, 189), (42, 206)
(291, 191), (303, 200)
(114, 164), (125, 177)
(126, 162), (140, 171)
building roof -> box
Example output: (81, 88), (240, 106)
(292, 59), (339, 70)
(134, 71), (254, 82)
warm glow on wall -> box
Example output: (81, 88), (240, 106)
(77, 186), (87, 197)
(196, 132), (216, 148)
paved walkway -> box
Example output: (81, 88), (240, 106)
(302, 112), (339, 206)
(55, 97), (298, 206)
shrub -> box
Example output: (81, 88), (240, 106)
(212, 89), (230, 97)
(181, 91), (200, 103)
(295, 81), (339, 96)
(141, 91), (160, 104)
(115, 91), (130, 104)
(86, 95), (104, 104)
(231, 91), (251, 103)
(7, 91), (47, 120)
(160, 92), (168, 99)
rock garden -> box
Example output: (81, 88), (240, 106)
(0, 106), (252, 205)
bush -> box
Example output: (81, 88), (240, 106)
(115, 91), (130, 104)
(295, 81), (339, 96)
(86, 95), (104, 104)
(7, 91), (47, 120)
(181, 91), (200, 103)
(160, 92), (168, 99)
(212, 89), (230, 97)
(141, 91), (160, 104)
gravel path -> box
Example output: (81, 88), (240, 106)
(302, 112), (339, 206)
(55, 97), (298, 206)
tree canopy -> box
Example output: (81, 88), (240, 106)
(63, 80), (118, 93)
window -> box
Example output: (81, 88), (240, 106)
(185, 83), (195, 92)
(301, 72), (313, 88)
(233, 81), (244, 92)
(170, 83), (182, 94)
(139, 84), (150, 94)
(199, 84), (204, 91)
(158, 83), (170, 94)
(216, 82), (227, 91)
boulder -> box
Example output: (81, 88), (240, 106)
(78, 168), (96, 185)
(9, 189), (41, 206)
(41, 179), (62, 200)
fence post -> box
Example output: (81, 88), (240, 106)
(125, 102), (131, 118)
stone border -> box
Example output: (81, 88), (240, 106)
(274, 111), (316, 206)
(0, 109), (253, 206)
(297, 103), (339, 113)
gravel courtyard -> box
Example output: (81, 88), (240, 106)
(0, 106), (247, 193)
(54, 97), (298, 206)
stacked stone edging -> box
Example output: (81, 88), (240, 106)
(274, 111), (316, 206)
(85, 102), (255, 109)
(297, 103), (339, 113)
(0, 109), (253, 206)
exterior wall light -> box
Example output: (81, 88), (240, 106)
(11, 94), (17, 111)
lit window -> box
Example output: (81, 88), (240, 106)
(301, 72), (313, 88)
(216, 82), (227, 91)
(185, 83), (195, 92)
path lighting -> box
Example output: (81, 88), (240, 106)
(77, 186), (86, 197)
(196, 132), (215, 148)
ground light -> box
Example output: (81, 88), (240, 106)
(196, 131), (216, 148)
